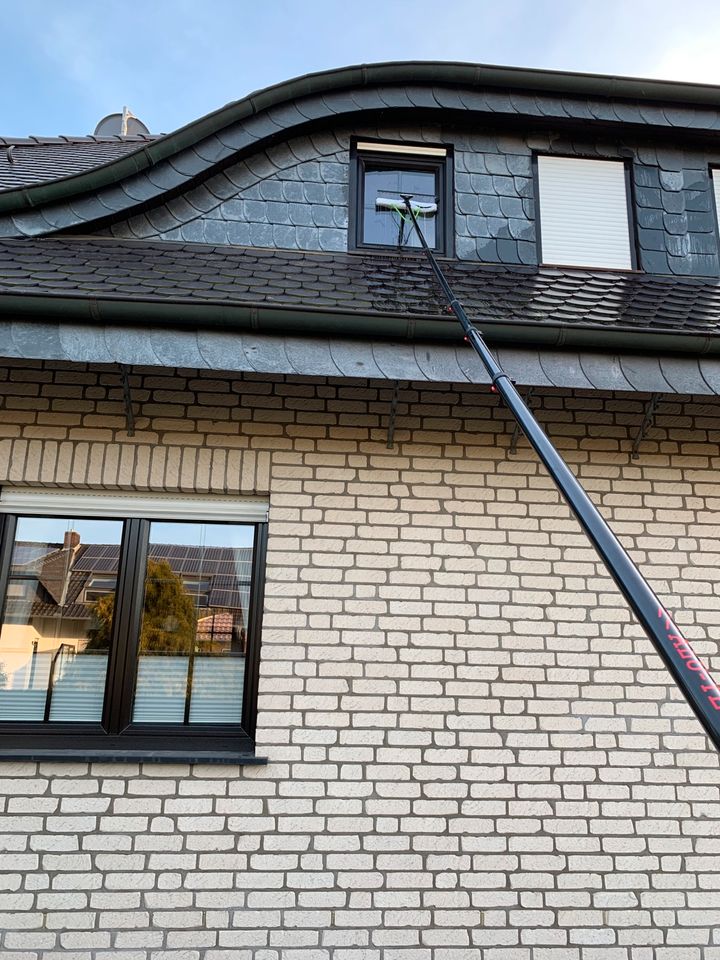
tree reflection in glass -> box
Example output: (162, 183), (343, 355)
(131, 521), (253, 725)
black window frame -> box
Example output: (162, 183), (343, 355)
(0, 508), (267, 763)
(533, 152), (639, 271)
(348, 138), (454, 256)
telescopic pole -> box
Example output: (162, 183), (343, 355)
(400, 196), (720, 753)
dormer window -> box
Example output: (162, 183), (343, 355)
(349, 140), (452, 254)
(537, 156), (635, 270)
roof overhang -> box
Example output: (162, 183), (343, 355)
(2, 239), (720, 353)
(2, 319), (719, 396)
(2, 291), (720, 357)
(5, 60), (720, 236)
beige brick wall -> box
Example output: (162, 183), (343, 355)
(1, 359), (719, 958)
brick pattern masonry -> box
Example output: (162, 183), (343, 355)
(1, 361), (720, 958)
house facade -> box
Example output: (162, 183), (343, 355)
(1, 61), (720, 957)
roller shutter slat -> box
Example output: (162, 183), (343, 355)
(538, 156), (632, 269)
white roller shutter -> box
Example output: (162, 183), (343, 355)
(0, 489), (268, 522)
(538, 156), (633, 269)
(712, 169), (720, 229)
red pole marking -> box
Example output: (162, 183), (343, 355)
(658, 606), (720, 709)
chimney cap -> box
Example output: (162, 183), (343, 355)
(63, 530), (81, 550)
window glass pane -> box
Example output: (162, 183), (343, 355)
(132, 521), (253, 725)
(363, 166), (437, 247)
(0, 517), (122, 722)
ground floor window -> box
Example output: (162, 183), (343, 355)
(0, 490), (267, 761)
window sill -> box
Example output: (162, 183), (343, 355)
(349, 244), (449, 258)
(540, 261), (641, 274)
(0, 748), (267, 764)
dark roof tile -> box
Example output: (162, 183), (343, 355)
(0, 136), (159, 190)
(0, 236), (720, 336)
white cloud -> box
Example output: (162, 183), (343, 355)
(644, 34), (720, 86)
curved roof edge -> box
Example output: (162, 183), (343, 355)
(1, 319), (720, 396)
(4, 60), (720, 223)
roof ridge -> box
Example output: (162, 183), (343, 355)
(4, 61), (720, 233)
(0, 135), (160, 147)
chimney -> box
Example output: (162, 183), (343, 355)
(63, 530), (80, 550)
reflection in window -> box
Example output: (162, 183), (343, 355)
(0, 517), (122, 722)
(362, 166), (437, 248)
(131, 522), (252, 725)
(83, 577), (118, 602)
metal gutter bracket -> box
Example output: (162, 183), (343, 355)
(631, 392), (660, 460)
(119, 364), (136, 437)
(509, 387), (535, 455)
(386, 381), (401, 449)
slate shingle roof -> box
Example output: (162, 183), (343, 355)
(2, 237), (720, 336)
(0, 136), (158, 190)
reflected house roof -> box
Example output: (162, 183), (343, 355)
(6, 541), (252, 623)
(9, 541), (88, 618)
(197, 612), (242, 647)
(11, 543), (62, 566)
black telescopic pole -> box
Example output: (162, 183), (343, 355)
(401, 196), (720, 753)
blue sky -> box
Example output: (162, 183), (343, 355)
(2, 0), (720, 137)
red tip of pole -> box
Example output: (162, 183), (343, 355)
(490, 385), (498, 393)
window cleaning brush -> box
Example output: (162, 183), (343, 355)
(375, 197), (438, 216)
(375, 195), (438, 246)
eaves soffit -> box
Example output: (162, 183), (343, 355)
(4, 60), (720, 238)
(4, 238), (720, 358)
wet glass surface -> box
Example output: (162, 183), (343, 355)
(362, 166), (437, 247)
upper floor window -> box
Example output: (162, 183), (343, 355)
(349, 140), (452, 254)
(0, 490), (267, 761)
(537, 156), (634, 270)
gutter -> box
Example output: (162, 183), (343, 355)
(0, 290), (718, 357)
(4, 60), (720, 217)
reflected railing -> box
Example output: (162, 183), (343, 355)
(0, 642), (109, 723)
(133, 647), (245, 725)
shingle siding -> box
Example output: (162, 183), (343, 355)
(1, 80), (720, 278)
(101, 124), (720, 276)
